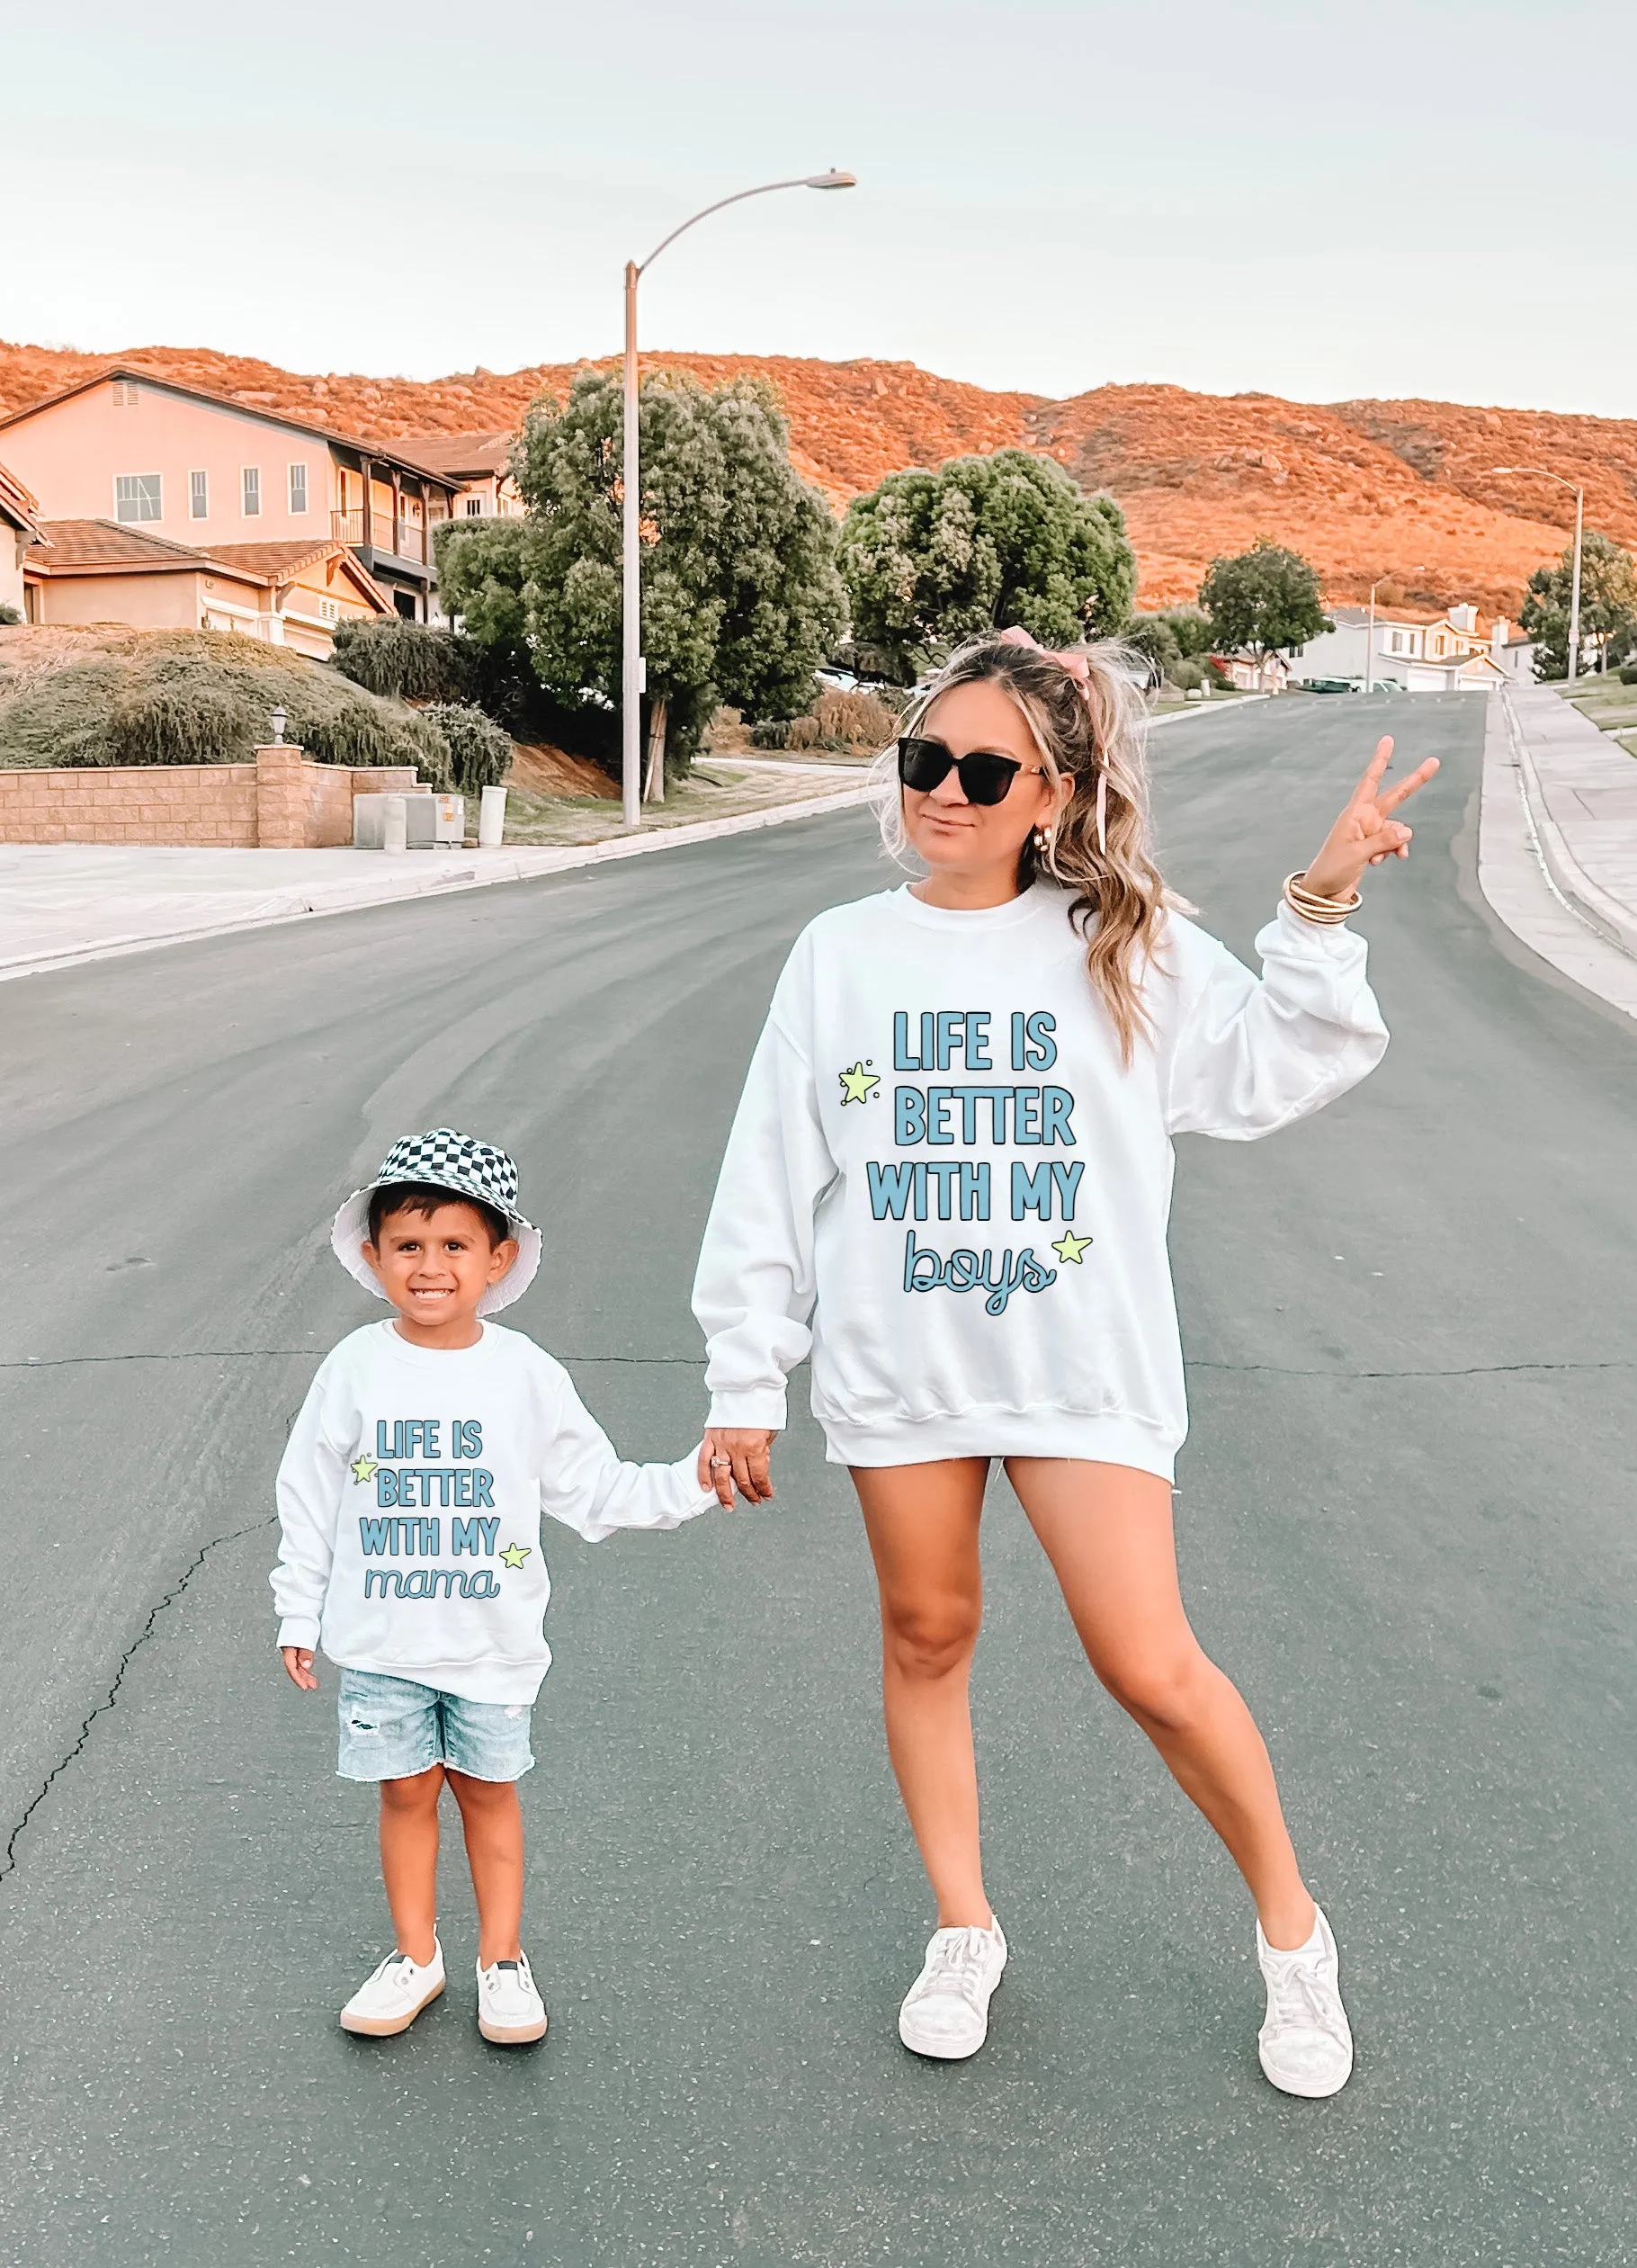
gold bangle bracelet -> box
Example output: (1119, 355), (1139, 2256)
(1283, 871), (1361, 924)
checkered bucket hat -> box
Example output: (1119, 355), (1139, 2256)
(330, 1129), (541, 1316)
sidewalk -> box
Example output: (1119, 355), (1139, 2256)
(1480, 680), (1637, 1019)
(0, 775), (875, 982)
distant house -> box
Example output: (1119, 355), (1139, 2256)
(1212, 650), (1293, 694)
(0, 459), (44, 618)
(1293, 601), (1515, 691)
(22, 521), (393, 658)
(0, 368), (461, 623)
(401, 432), (525, 522)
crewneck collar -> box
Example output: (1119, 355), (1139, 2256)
(379, 1318), (494, 1366)
(890, 882), (1061, 934)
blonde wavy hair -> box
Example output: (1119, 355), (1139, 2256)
(870, 632), (1173, 1062)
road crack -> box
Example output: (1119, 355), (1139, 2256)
(0, 1349), (708, 1370)
(1, 1514), (276, 1887)
(1185, 1358), (1631, 1379)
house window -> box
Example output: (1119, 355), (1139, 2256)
(115, 472), (163, 523)
(1389, 630), (1404, 652)
(465, 496), (485, 515)
(289, 462), (308, 515)
(242, 467), (261, 516)
(190, 471), (209, 519)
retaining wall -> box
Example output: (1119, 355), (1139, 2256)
(0, 745), (422, 847)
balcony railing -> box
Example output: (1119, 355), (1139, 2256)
(331, 509), (428, 565)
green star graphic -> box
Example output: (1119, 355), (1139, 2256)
(498, 1542), (531, 1572)
(838, 1061), (881, 1106)
(1051, 1228), (1093, 1265)
(350, 1455), (380, 1484)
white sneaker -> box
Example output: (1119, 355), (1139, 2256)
(1257, 1905), (1354, 2097)
(898, 1917), (1007, 2060)
(477, 1950), (549, 2044)
(339, 1941), (445, 2037)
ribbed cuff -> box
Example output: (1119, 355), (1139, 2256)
(277, 1617), (321, 1652)
(1271, 898), (1359, 952)
(707, 1388), (788, 1431)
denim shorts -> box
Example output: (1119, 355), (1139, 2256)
(335, 1669), (535, 1784)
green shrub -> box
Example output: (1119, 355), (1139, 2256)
(751, 720), (789, 749)
(1620, 661), (1637, 685)
(1167, 659), (1206, 693)
(330, 618), (474, 701)
(0, 631), (450, 784)
(420, 703), (513, 794)
(0, 603), (22, 627)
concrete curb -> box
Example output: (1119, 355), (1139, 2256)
(1149, 692), (1272, 729)
(1477, 692), (1637, 1022)
(0, 778), (877, 982)
(1500, 687), (1637, 960)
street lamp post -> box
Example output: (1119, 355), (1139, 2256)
(620, 168), (857, 829)
(1489, 465), (1586, 686)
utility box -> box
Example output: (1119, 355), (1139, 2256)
(353, 793), (465, 849)
(406, 793), (465, 848)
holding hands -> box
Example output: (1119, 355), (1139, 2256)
(700, 1429), (776, 1510)
(1300, 737), (1439, 903)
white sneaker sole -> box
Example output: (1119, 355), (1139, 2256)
(479, 2000), (548, 2045)
(899, 1972), (1002, 2061)
(339, 1975), (444, 2037)
(1258, 2040), (1354, 2099)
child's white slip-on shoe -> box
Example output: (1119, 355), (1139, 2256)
(898, 1917), (1006, 2060)
(339, 1940), (446, 2037)
(477, 1950), (548, 2044)
(1256, 1904), (1354, 2098)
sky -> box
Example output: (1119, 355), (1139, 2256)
(4, 0), (1634, 417)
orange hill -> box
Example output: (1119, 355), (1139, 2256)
(3, 338), (1631, 614)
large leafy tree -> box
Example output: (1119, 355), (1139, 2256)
(1198, 537), (1331, 660)
(435, 371), (845, 784)
(837, 449), (1136, 682)
(1520, 530), (1637, 677)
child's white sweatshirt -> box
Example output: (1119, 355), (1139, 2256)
(692, 883), (1389, 1480)
(273, 1320), (713, 1704)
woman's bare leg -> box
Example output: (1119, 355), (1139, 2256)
(852, 1458), (993, 1929)
(1006, 1457), (1317, 1950)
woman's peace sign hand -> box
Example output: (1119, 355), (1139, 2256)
(1302, 737), (1440, 903)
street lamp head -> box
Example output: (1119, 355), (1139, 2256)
(805, 169), (857, 190)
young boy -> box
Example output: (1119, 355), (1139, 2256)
(273, 1128), (717, 2045)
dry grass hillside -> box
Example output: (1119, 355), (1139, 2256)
(4, 338), (1632, 613)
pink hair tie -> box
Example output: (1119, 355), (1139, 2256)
(997, 627), (1107, 856)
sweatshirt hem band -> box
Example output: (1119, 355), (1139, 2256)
(818, 1407), (1178, 1479)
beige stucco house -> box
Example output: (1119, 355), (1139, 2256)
(0, 369), (461, 623)
(23, 521), (393, 657)
(0, 459), (44, 619)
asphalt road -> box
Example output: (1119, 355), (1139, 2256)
(1, 694), (1633, 2267)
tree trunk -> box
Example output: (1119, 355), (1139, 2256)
(643, 698), (668, 802)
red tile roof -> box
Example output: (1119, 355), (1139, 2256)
(399, 430), (517, 480)
(26, 520), (205, 570)
(26, 523), (392, 613)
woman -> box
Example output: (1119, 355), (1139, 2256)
(692, 630), (1436, 2096)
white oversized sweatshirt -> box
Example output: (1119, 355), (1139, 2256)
(273, 1320), (714, 1704)
(692, 883), (1389, 1480)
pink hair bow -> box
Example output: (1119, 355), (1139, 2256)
(997, 627), (1107, 856)
(998, 623), (1091, 686)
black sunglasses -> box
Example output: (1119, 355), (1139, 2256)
(896, 737), (1044, 807)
